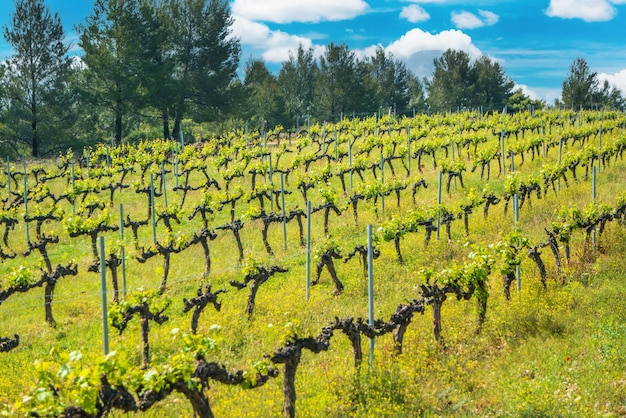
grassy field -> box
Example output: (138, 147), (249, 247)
(0, 109), (625, 417)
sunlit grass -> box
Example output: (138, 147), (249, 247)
(1, 110), (626, 416)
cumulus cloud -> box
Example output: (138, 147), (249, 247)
(515, 84), (542, 101)
(400, 5), (430, 23)
(231, 14), (325, 63)
(451, 10), (499, 29)
(598, 69), (626, 94)
(386, 28), (481, 59)
(231, 0), (369, 24)
(545, 0), (618, 22)
(382, 27), (482, 77)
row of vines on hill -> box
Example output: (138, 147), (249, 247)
(8, 194), (626, 417)
(1, 109), (626, 416)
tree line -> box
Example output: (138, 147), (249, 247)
(0, 0), (623, 158)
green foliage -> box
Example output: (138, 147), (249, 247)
(427, 49), (514, 112)
(2, 265), (35, 289)
(156, 203), (185, 223)
(494, 229), (529, 275)
(8, 329), (222, 416)
(240, 256), (263, 278)
(439, 159), (466, 174)
(314, 237), (340, 259)
(459, 187), (482, 211)
(62, 209), (112, 235)
(318, 183), (338, 204)
(0, 206), (19, 223)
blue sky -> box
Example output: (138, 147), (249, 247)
(1, 0), (626, 103)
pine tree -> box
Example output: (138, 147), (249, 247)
(78, 0), (143, 145)
(2, 0), (71, 157)
(561, 57), (598, 109)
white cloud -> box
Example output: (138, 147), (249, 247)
(231, 0), (369, 24)
(512, 85), (561, 104)
(386, 27), (482, 60)
(382, 27), (482, 78)
(400, 5), (430, 23)
(515, 84), (542, 101)
(545, 0), (617, 22)
(231, 14), (324, 63)
(451, 11), (483, 29)
(478, 10), (499, 26)
(451, 10), (499, 29)
(598, 69), (626, 95)
(536, 88), (562, 104)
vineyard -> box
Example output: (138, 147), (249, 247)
(1, 108), (626, 417)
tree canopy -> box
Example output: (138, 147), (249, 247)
(2, 0), (72, 157)
(1, 1), (624, 154)
(426, 49), (515, 113)
(560, 57), (623, 110)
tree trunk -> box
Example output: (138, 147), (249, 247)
(90, 234), (99, 260)
(159, 251), (170, 295)
(282, 350), (301, 418)
(432, 300), (443, 345)
(393, 324), (407, 355)
(191, 307), (201, 334)
(528, 247), (547, 289)
(200, 238), (211, 276)
(503, 272), (515, 300)
(173, 100), (183, 143)
(44, 281), (55, 326)
(178, 385), (214, 418)
(324, 207), (330, 235)
(31, 119), (39, 157)
(162, 109), (171, 140)
(109, 260), (120, 304)
(326, 259), (344, 295)
(31, 83), (39, 157)
(262, 223), (273, 255)
(394, 237), (404, 264)
(141, 314), (150, 369)
(339, 174), (346, 193)
(345, 331), (362, 367)
(234, 229), (244, 263)
(246, 281), (260, 318)
(296, 215), (305, 247)
(39, 248), (53, 274)
(546, 230), (563, 277)
(476, 297), (487, 334)
(115, 104), (123, 146)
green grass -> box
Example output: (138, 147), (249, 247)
(1, 110), (626, 416)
